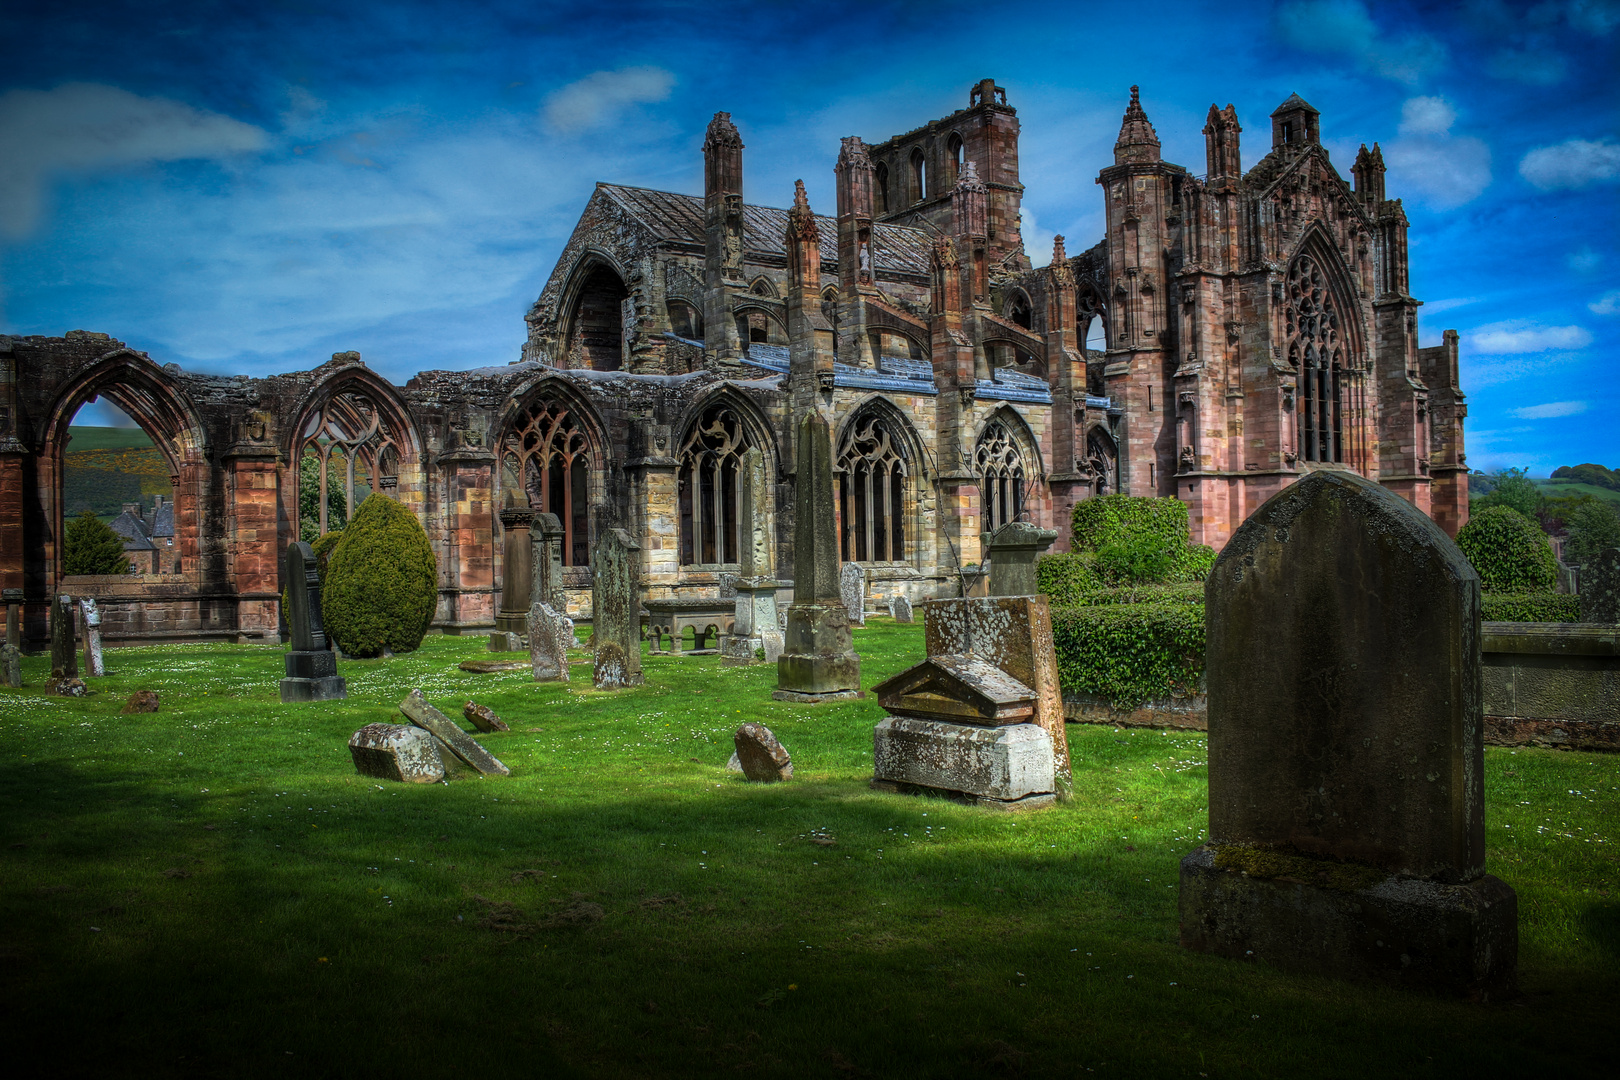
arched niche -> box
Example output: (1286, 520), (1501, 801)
(288, 371), (419, 542)
(559, 255), (632, 371)
(494, 379), (609, 567)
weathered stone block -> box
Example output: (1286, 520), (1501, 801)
(1, 643), (19, 688)
(464, 701), (508, 732)
(399, 689), (510, 776)
(459, 658), (529, 673)
(488, 631), (523, 653)
(774, 602), (861, 702)
(591, 529), (643, 689)
(889, 595), (913, 623)
(733, 722), (792, 782)
(985, 520), (1058, 597)
(841, 562), (866, 627)
(285, 650), (337, 680)
(349, 723), (446, 784)
(872, 718), (1055, 805)
(122, 689), (160, 714)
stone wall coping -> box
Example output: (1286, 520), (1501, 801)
(1482, 621), (1619, 657)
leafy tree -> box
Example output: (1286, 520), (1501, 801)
(298, 452), (348, 544)
(1564, 499), (1620, 568)
(1456, 506), (1556, 592)
(1472, 466), (1541, 519)
(322, 494), (437, 657)
(63, 509), (132, 575)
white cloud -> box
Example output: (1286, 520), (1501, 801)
(1420, 296), (1480, 315)
(1568, 246), (1603, 272)
(0, 82), (267, 238)
(1462, 351), (1584, 387)
(1519, 138), (1620, 189)
(1382, 132), (1492, 208)
(1275, 1), (1446, 83)
(1591, 289), (1620, 315)
(1399, 96), (1455, 136)
(1470, 320), (1593, 353)
(1511, 400), (1588, 419)
(542, 67), (675, 134)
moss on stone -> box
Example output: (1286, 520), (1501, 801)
(1212, 843), (1388, 893)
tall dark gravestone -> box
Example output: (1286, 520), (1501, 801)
(279, 541), (347, 703)
(50, 594), (76, 679)
(774, 411), (860, 702)
(492, 499), (536, 649)
(591, 528), (643, 689)
(1179, 471), (1516, 996)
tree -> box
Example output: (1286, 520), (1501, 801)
(321, 494), (437, 657)
(1455, 506), (1557, 592)
(63, 510), (132, 575)
(298, 452), (348, 544)
(1472, 466), (1541, 520)
(1565, 500), (1620, 568)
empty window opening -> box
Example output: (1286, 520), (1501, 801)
(500, 399), (592, 566)
(976, 419), (1027, 534)
(679, 406), (749, 566)
(839, 412), (910, 563)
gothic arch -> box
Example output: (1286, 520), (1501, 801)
(974, 406), (1043, 532)
(1287, 223), (1364, 361)
(555, 250), (633, 371)
(678, 385), (779, 471)
(674, 387), (776, 567)
(494, 376), (611, 566)
(288, 366), (421, 539)
(1001, 287), (1034, 330)
(836, 396), (926, 564)
(748, 276), (778, 298)
(1284, 226), (1363, 465)
(732, 300), (787, 346)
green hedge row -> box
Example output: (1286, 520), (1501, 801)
(1049, 601), (1206, 709)
(1480, 592), (1579, 623)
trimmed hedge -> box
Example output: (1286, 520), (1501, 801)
(1035, 552), (1103, 605)
(1456, 506), (1556, 592)
(322, 495), (438, 657)
(1480, 592), (1579, 623)
(1050, 601), (1206, 709)
(1067, 494), (1215, 585)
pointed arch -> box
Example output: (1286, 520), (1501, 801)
(836, 396), (926, 564)
(555, 250), (633, 371)
(675, 385), (779, 568)
(288, 365), (421, 539)
(974, 406), (1044, 532)
(1285, 225), (1362, 464)
(494, 376), (611, 566)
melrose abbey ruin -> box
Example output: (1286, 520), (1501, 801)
(0, 80), (1467, 644)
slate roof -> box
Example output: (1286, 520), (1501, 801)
(108, 509), (156, 551)
(150, 500), (174, 538)
(598, 184), (934, 279)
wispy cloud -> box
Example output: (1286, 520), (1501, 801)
(0, 82), (267, 238)
(1511, 400), (1588, 419)
(1519, 137), (1620, 189)
(1568, 246), (1603, 272)
(1420, 296), (1480, 315)
(1469, 319), (1592, 353)
(1591, 289), (1620, 315)
(542, 67), (675, 134)
(1275, 1), (1446, 83)
(1381, 95), (1491, 207)
(1462, 351), (1585, 388)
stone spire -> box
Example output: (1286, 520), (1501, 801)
(1353, 142), (1386, 205)
(1203, 103), (1242, 180)
(786, 179), (820, 289)
(1048, 234), (1073, 286)
(1114, 86), (1161, 165)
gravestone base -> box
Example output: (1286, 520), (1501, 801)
(869, 779), (1056, 812)
(721, 633), (762, 666)
(773, 602), (861, 701)
(488, 631), (523, 652)
(280, 650), (346, 703)
(1178, 844), (1518, 999)
(871, 717), (1055, 806)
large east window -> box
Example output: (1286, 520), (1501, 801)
(1287, 253), (1344, 463)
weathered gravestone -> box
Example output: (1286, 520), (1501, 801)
(3, 587), (21, 649)
(722, 447), (784, 666)
(840, 562), (867, 628)
(889, 595), (913, 623)
(399, 689), (510, 776)
(279, 542), (347, 703)
(122, 690), (160, 714)
(491, 498), (537, 650)
(1179, 470), (1517, 997)
(774, 412), (861, 702)
(733, 722), (793, 782)
(50, 594), (76, 680)
(458, 658), (529, 674)
(986, 521), (1059, 597)
(870, 595), (1070, 807)
(591, 528), (643, 690)
(527, 600), (570, 682)
(79, 598), (105, 677)
(349, 723), (446, 784)
(463, 701), (509, 732)
(531, 512), (564, 608)
(1579, 547), (1619, 624)
(1, 644), (20, 688)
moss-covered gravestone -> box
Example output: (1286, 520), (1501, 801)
(1180, 471), (1517, 997)
(591, 528), (643, 689)
(50, 593), (76, 680)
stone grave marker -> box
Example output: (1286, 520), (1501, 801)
(985, 521), (1059, 597)
(733, 723), (792, 782)
(591, 528), (643, 689)
(279, 541), (347, 703)
(1579, 547), (1619, 624)
(50, 594), (76, 680)
(840, 562), (866, 627)
(1, 643), (20, 688)
(3, 587), (21, 649)
(723, 447), (783, 666)
(349, 723), (446, 784)
(488, 630), (523, 653)
(1180, 470), (1517, 997)
(79, 598), (105, 677)
(889, 595), (913, 623)
(533, 512), (567, 611)
(774, 411), (860, 702)
(492, 498), (536, 650)
(399, 689), (510, 776)
(458, 658), (529, 674)
(463, 701), (509, 732)
(527, 601), (569, 682)
(122, 690), (160, 714)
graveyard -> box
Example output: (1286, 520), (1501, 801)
(2, 611), (1616, 1076)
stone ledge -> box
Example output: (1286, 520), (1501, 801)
(1483, 621), (1619, 657)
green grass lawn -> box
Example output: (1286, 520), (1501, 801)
(2, 623), (1615, 1078)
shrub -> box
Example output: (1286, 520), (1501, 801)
(322, 495), (437, 657)
(1480, 593), (1579, 623)
(63, 509), (131, 575)
(1456, 506), (1556, 592)
(1564, 499), (1620, 568)
(1049, 601), (1205, 709)
(1096, 533), (1176, 584)
(1068, 494), (1215, 585)
(1035, 552), (1102, 605)
(1063, 583), (1205, 607)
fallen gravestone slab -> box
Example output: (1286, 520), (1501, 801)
(399, 689), (510, 776)
(458, 659), (530, 674)
(122, 690), (160, 714)
(349, 723), (446, 784)
(464, 701), (509, 732)
(51, 677), (86, 697)
(733, 723), (792, 782)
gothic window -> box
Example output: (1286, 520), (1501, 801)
(874, 163), (889, 214)
(947, 134), (964, 185)
(296, 391), (405, 542)
(1286, 253), (1344, 463)
(910, 149), (927, 203)
(976, 419), (1027, 533)
(500, 398), (592, 566)
(568, 264), (629, 371)
(1006, 292), (1032, 329)
(838, 411), (910, 563)
(1086, 429), (1118, 496)
(666, 300), (702, 341)
(678, 405), (749, 566)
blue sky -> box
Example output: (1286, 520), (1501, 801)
(1, 0), (1614, 473)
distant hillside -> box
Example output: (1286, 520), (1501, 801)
(64, 426), (171, 518)
(1550, 462), (1620, 491)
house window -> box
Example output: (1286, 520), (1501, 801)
(500, 399), (591, 565)
(975, 419), (1026, 533)
(1287, 253), (1344, 462)
(679, 405), (749, 565)
(838, 411), (909, 562)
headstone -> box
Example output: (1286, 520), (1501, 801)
(889, 595), (914, 623)
(122, 690), (160, 714)
(349, 723), (446, 784)
(1, 644), (20, 688)
(79, 598), (104, 677)
(733, 723), (792, 782)
(398, 689), (510, 776)
(722, 448), (781, 666)
(49, 594), (76, 679)
(279, 542), (347, 703)
(458, 658), (529, 673)
(1579, 547), (1619, 624)
(527, 601), (569, 682)
(591, 528), (643, 689)
(759, 629), (785, 664)
(492, 498), (537, 649)
(840, 562), (867, 627)
(463, 701), (509, 732)
(51, 677), (86, 697)
(1180, 470), (1517, 997)
(533, 512), (567, 611)
(3, 587), (21, 649)
(985, 520), (1060, 597)
(774, 412), (861, 702)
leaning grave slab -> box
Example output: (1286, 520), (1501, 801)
(1179, 470), (1517, 997)
(350, 723), (446, 784)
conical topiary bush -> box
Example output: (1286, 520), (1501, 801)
(321, 494), (437, 657)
